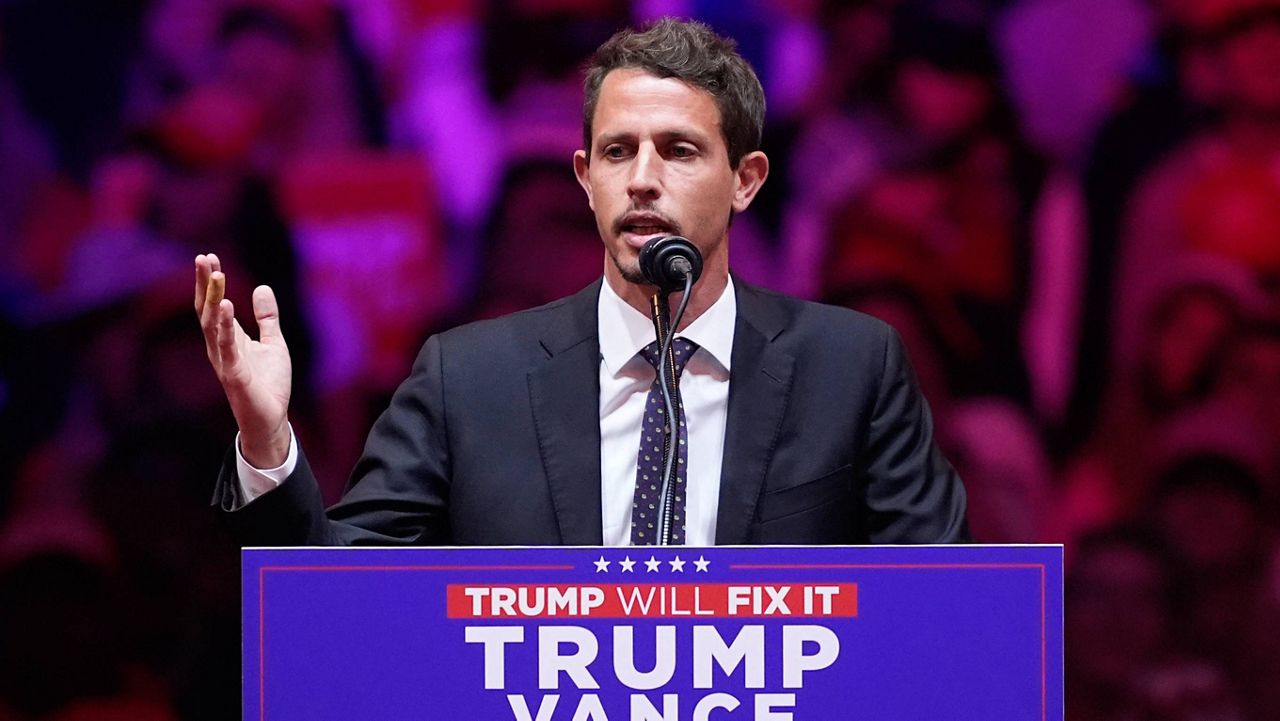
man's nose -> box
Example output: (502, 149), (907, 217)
(627, 145), (662, 200)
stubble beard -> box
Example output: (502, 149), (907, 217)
(610, 247), (649, 286)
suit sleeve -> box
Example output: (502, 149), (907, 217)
(211, 335), (452, 546)
(861, 327), (970, 543)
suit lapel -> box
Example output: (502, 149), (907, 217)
(527, 282), (605, 545)
(716, 281), (795, 545)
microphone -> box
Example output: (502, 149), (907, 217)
(639, 235), (701, 545)
(639, 236), (703, 293)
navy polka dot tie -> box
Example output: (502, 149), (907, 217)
(631, 336), (697, 545)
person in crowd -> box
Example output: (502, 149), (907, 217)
(1065, 527), (1181, 721)
(820, 5), (1045, 404)
(468, 158), (605, 320)
(1055, 254), (1265, 537)
(1144, 404), (1275, 668)
(1118, 0), (1280, 332)
(1215, 316), (1280, 475)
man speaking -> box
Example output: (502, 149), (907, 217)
(194, 18), (968, 547)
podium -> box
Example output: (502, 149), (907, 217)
(243, 545), (1062, 720)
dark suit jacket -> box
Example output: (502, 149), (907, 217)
(214, 278), (968, 546)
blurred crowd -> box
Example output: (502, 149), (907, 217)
(0, 0), (1277, 718)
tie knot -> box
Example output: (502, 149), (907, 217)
(641, 337), (698, 376)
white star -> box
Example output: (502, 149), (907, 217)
(619, 556), (636, 573)
(669, 556), (686, 572)
(594, 556), (611, 573)
(694, 555), (710, 572)
(644, 556), (662, 573)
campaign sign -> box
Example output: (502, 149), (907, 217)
(243, 545), (1062, 721)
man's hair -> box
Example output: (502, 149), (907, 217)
(581, 18), (766, 168)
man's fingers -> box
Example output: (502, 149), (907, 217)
(194, 255), (209, 313)
(252, 285), (285, 343)
(194, 253), (225, 316)
(206, 271), (226, 309)
(215, 298), (240, 365)
(197, 271), (227, 351)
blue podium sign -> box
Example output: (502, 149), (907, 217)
(243, 545), (1062, 720)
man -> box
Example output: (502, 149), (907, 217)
(195, 18), (968, 546)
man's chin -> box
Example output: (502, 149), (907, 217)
(611, 254), (650, 286)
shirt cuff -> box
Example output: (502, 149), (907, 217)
(234, 425), (298, 505)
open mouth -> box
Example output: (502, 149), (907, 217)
(623, 225), (669, 235)
(617, 214), (678, 246)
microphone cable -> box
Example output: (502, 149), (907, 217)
(653, 269), (695, 546)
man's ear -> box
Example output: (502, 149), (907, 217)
(731, 150), (769, 213)
(573, 149), (594, 211)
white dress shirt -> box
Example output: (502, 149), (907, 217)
(236, 280), (736, 546)
(597, 279), (733, 546)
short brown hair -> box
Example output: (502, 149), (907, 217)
(582, 18), (766, 168)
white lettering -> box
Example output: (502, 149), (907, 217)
(616, 587), (657, 615)
(763, 586), (791, 615)
(548, 587), (577, 615)
(465, 586), (490, 616)
(493, 587), (517, 616)
(693, 626), (764, 689)
(692, 693), (740, 721)
(539, 627), (600, 690)
(582, 587), (606, 614)
(613, 626), (676, 690)
(754, 693), (796, 720)
(464, 626), (524, 689)
(570, 694), (608, 721)
(782, 626), (840, 688)
(630, 693), (678, 721)
(507, 694), (558, 721)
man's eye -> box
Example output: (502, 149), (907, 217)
(604, 146), (626, 158)
(671, 145), (694, 158)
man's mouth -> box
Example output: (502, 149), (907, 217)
(616, 213), (679, 247)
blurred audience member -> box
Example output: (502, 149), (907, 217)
(0, 0), (144, 180)
(821, 3), (1046, 404)
(1066, 524), (1250, 720)
(1065, 527), (1179, 721)
(779, 0), (908, 299)
(1057, 255), (1264, 538)
(390, 0), (500, 283)
(1144, 403), (1275, 670)
(1236, 545), (1280, 717)
(470, 158), (604, 319)
(0, 48), (56, 286)
(1215, 316), (1280, 476)
(824, 281), (955, 418)
(943, 398), (1052, 543)
(1118, 0), (1280, 342)
(1068, 0), (1228, 451)
(215, 1), (384, 167)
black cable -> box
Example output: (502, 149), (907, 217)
(656, 270), (695, 545)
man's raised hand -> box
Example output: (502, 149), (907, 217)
(195, 253), (293, 468)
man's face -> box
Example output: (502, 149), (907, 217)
(574, 68), (765, 287)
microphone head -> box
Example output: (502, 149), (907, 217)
(638, 236), (703, 293)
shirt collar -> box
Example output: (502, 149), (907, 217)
(598, 277), (736, 377)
